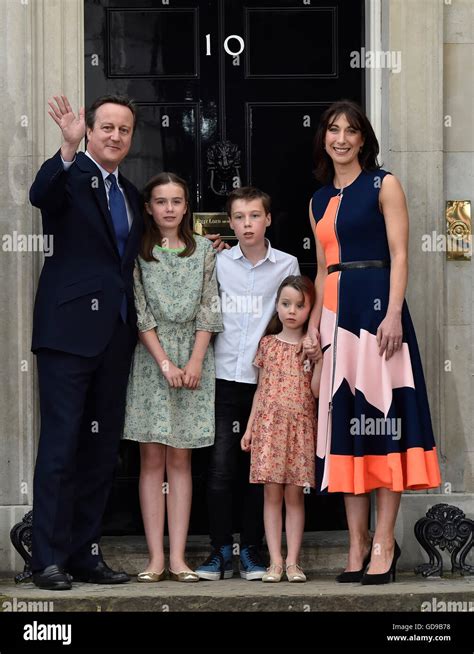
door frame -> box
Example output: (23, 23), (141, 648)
(365, 0), (386, 531)
(365, 0), (387, 166)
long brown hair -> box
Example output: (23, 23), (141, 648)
(264, 275), (316, 336)
(140, 172), (196, 261)
(313, 99), (381, 185)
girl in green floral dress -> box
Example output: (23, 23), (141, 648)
(123, 173), (223, 582)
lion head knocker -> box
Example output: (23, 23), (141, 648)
(207, 140), (242, 196)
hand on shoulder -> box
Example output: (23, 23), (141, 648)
(204, 232), (231, 252)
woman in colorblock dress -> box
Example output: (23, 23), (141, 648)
(305, 100), (441, 585)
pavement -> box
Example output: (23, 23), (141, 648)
(1, 572), (473, 612)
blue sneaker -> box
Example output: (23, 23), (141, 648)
(195, 545), (233, 580)
(239, 546), (266, 580)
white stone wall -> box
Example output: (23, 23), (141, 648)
(386, 0), (473, 567)
(0, 0), (84, 573)
(0, 0), (36, 575)
(442, 0), (474, 494)
(385, 0), (473, 498)
(386, 0), (445, 483)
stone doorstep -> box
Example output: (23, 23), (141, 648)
(100, 532), (469, 575)
(4, 531), (471, 580)
(101, 532), (352, 575)
(0, 574), (473, 613)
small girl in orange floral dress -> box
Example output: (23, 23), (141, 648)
(241, 275), (322, 583)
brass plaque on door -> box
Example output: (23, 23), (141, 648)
(193, 213), (237, 241)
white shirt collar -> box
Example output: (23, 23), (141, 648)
(231, 238), (276, 264)
(85, 150), (118, 182)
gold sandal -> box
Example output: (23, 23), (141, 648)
(137, 569), (166, 583)
(286, 563), (307, 583)
(169, 569), (200, 582)
(262, 563), (283, 583)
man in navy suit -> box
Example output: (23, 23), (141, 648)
(30, 94), (143, 589)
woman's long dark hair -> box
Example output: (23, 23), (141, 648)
(140, 172), (196, 261)
(313, 99), (381, 185)
(264, 275), (316, 336)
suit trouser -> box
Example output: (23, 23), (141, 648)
(31, 320), (136, 572)
(207, 379), (264, 549)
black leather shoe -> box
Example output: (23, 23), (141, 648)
(33, 565), (72, 590)
(361, 541), (401, 585)
(68, 560), (130, 584)
(336, 539), (373, 583)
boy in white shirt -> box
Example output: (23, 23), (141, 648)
(196, 187), (300, 581)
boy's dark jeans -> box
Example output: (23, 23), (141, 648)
(207, 379), (264, 550)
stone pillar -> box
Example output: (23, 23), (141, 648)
(0, 0), (84, 574)
(386, 0), (473, 569)
(442, 0), (474, 495)
(387, 0), (445, 463)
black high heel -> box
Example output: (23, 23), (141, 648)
(361, 540), (401, 585)
(335, 540), (373, 583)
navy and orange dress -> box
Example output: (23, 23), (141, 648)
(310, 168), (441, 495)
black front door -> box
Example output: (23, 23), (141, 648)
(85, 0), (364, 534)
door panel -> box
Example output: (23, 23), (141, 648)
(85, 0), (364, 534)
(127, 103), (200, 200)
(245, 102), (327, 273)
(244, 7), (336, 78)
(107, 8), (199, 78)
